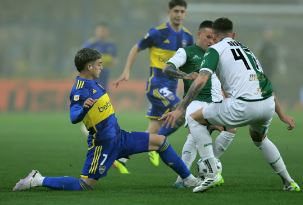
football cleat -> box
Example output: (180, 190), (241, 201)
(193, 174), (223, 193)
(148, 151), (160, 167)
(13, 170), (43, 191)
(113, 160), (130, 174)
(283, 181), (300, 192)
(183, 176), (202, 188)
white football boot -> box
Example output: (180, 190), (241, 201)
(13, 170), (43, 191)
(193, 174), (223, 193)
(283, 181), (300, 192)
(183, 175), (202, 188)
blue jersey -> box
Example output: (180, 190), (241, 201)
(69, 77), (150, 179)
(137, 22), (193, 119)
(69, 76), (120, 141)
(83, 39), (117, 69)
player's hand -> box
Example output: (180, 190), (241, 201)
(113, 72), (130, 88)
(280, 115), (295, 130)
(83, 98), (96, 109)
(184, 72), (199, 80)
(160, 109), (183, 128)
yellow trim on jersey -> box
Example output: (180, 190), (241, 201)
(83, 93), (115, 129)
(76, 80), (85, 89)
(80, 175), (88, 179)
(155, 22), (167, 30)
(89, 146), (102, 174)
(182, 26), (192, 35)
(146, 68), (154, 93)
(153, 89), (169, 106)
(149, 47), (176, 69)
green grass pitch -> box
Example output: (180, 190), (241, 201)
(0, 111), (302, 205)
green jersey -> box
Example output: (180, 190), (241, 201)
(167, 44), (223, 103)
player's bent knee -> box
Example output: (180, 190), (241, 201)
(190, 108), (207, 125)
(148, 134), (165, 150)
(227, 128), (237, 134)
(249, 129), (266, 142)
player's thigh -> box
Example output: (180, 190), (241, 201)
(118, 130), (150, 158)
(185, 101), (208, 126)
(81, 140), (118, 180)
(146, 86), (180, 119)
(203, 98), (248, 128)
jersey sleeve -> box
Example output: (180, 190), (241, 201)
(200, 47), (220, 74)
(69, 88), (90, 124)
(166, 48), (187, 69)
(137, 28), (158, 50)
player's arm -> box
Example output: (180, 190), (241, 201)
(274, 94), (295, 130)
(177, 70), (211, 112)
(164, 48), (197, 80)
(164, 64), (198, 80)
(113, 44), (140, 87)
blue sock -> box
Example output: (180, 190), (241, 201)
(42, 177), (92, 191)
(158, 141), (191, 179)
(157, 126), (178, 137)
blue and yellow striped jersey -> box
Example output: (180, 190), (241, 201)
(69, 76), (120, 141)
(138, 22), (193, 70)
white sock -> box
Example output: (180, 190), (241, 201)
(181, 133), (197, 169)
(253, 137), (293, 184)
(187, 116), (217, 177)
(176, 133), (197, 183)
(214, 131), (235, 158)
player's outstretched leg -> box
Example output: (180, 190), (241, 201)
(251, 132), (300, 192)
(149, 134), (201, 188)
(13, 170), (92, 191)
(174, 133), (197, 188)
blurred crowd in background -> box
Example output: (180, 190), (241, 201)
(1, 0), (303, 110)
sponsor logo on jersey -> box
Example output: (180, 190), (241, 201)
(193, 55), (201, 60)
(98, 101), (111, 113)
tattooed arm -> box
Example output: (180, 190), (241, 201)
(161, 69), (211, 127)
(176, 69), (211, 111)
(164, 64), (193, 79)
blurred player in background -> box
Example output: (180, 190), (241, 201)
(13, 48), (201, 191)
(163, 20), (236, 188)
(83, 22), (117, 91)
(163, 17), (300, 193)
(113, 0), (193, 167)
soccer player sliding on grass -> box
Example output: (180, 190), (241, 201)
(13, 48), (201, 191)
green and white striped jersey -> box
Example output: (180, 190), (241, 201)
(167, 44), (223, 103)
(200, 37), (272, 101)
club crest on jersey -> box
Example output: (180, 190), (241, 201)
(73, 95), (80, 101)
(93, 89), (97, 94)
(99, 165), (106, 174)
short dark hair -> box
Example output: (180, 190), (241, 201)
(199, 20), (213, 30)
(74, 48), (101, 72)
(213, 17), (233, 34)
(95, 21), (108, 28)
(169, 0), (187, 9)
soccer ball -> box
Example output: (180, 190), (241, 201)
(196, 158), (222, 178)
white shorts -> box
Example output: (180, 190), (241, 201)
(203, 96), (275, 134)
(185, 100), (209, 126)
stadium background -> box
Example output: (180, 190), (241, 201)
(0, 1), (302, 204)
(1, 0), (303, 112)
